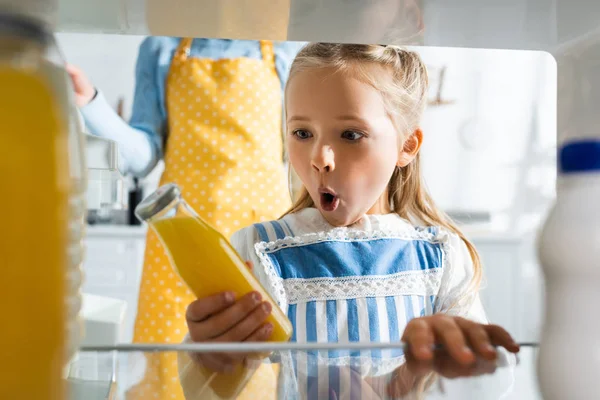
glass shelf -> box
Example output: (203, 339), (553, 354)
(66, 342), (541, 399)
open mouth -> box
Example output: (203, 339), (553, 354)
(319, 189), (340, 212)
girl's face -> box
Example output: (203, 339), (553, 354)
(286, 66), (416, 227)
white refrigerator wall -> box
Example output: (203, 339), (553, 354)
(60, 35), (551, 397)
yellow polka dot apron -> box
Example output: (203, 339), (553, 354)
(126, 39), (291, 400)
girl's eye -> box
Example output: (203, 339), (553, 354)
(292, 129), (313, 140)
(342, 130), (365, 141)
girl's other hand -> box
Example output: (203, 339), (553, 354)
(401, 315), (519, 379)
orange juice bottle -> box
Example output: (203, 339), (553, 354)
(0, 13), (69, 400)
(135, 183), (292, 398)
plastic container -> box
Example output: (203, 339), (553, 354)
(537, 140), (600, 400)
(0, 13), (70, 400)
(135, 183), (292, 398)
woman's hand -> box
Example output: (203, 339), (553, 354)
(66, 64), (96, 107)
(402, 315), (519, 378)
(185, 262), (274, 373)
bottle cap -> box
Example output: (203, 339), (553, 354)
(135, 183), (181, 222)
(560, 140), (600, 173)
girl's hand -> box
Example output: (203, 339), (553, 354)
(401, 315), (519, 379)
(185, 262), (274, 373)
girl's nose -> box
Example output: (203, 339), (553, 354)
(311, 145), (335, 173)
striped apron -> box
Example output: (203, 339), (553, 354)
(250, 219), (447, 399)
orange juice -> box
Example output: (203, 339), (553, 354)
(152, 215), (291, 342)
(136, 183), (292, 398)
(0, 53), (69, 400)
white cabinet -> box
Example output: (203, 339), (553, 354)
(82, 225), (147, 343)
(470, 233), (544, 343)
(473, 237), (521, 334)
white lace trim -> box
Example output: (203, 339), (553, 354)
(282, 269), (443, 304)
(257, 226), (440, 255)
(254, 228), (451, 310)
(255, 249), (289, 311)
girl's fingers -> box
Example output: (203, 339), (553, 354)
(402, 318), (435, 361)
(186, 292), (236, 323)
(217, 300), (272, 343)
(198, 292), (263, 339)
(455, 317), (497, 361)
(431, 316), (475, 366)
(486, 324), (520, 353)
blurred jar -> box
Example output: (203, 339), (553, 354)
(0, 11), (75, 400)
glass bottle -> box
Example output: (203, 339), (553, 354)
(135, 183), (293, 398)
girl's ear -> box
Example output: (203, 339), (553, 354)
(397, 128), (423, 167)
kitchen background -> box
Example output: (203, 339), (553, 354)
(57, 32), (556, 399)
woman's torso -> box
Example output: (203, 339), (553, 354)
(135, 37), (302, 133)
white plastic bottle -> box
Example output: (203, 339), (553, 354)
(537, 140), (600, 399)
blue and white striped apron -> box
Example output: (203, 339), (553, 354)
(252, 219), (447, 399)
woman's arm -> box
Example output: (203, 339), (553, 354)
(78, 37), (167, 177)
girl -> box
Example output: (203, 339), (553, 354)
(179, 43), (520, 399)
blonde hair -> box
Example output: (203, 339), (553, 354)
(282, 42), (482, 295)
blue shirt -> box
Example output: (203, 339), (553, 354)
(80, 37), (305, 176)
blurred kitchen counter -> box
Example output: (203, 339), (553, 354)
(83, 224), (147, 344)
(86, 223), (148, 238)
(84, 220), (529, 241)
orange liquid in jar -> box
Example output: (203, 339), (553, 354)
(0, 68), (69, 399)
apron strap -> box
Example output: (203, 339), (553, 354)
(173, 38), (193, 62)
(259, 40), (276, 71)
(175, 39), (274, 69)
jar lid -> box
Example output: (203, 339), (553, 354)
(560, 140), (600, 173)
(134, 183), (181, 222)
(0, 12), (50, 44)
